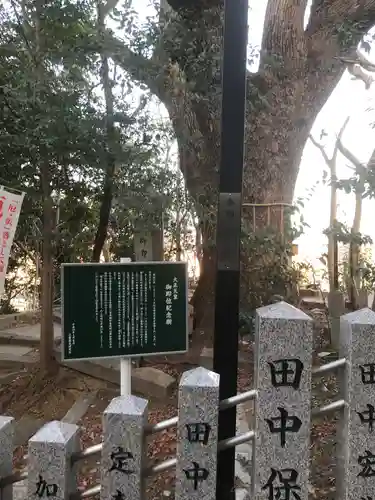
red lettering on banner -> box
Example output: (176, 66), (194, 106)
(4, 217), (12, 228)
(0, 196), (6, 220)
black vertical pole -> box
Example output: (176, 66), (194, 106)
(213, 0), (248, 499)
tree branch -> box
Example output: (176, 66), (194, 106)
(305, 1), (375, 103)
(309, 134), (331, 166)
(309, 117), (349, 169)
(337, 132), (367, 174)
(307, 0), (375, 40)
(103, 32), (166, 100)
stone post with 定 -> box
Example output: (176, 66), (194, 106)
(175, 367), (220, 500)
(338, 308), (375, 500)
(0, 416), (14, 500)
(253, 301), (313, 500)
(100, 395), (148, 500)
(27, 421), (80, 500)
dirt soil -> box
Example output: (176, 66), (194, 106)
(0, 306), (338, 500)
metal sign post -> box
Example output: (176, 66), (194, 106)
(120, 257), (132, 396)
(212, 0), (249, 499)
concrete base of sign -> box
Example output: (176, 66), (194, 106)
(55, 347), (176, 400)
(132, 367), (176, 400)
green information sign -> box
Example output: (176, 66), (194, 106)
(61, 262), (188, 361)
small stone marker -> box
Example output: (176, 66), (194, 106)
(253, 301), (313, 500)
(101, 395), (148, 500)
(175, 367), (220, 500)
(327, 290), (344, 350)
(27, 420), (80, 500)
(338, 308), (375, 499)
(0, 416), (14, 500)
(134, 231), (153, 262)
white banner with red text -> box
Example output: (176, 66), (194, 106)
(0, 187), (25, 295)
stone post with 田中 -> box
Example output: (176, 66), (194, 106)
(338, 308), (375, 500)
(175, 367), (220, 500)
(253, 301), (313, 500)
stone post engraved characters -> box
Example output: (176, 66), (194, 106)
(134, 231), (153, 262)
(338, 309), (375, 500)
(265, 407), (302, 447)
(175, 367), (220, 500)
(357, 405), (375, 432)
(27, 421), (80, 500)
(183, 462), (210, 490)
(268, 359), (303, 389)
(100, 395), (147, 500)
(34, 475), (58, 497)
(360, 364), (375, 384)
(358, 451), (375, 477)
(185, 423), (211, 445)
(109, 447), (135, 474)
(262, 468), (301, 500)
(254, 302), (313, 500)
(112, 490), (125, 500)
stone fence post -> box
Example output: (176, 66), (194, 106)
(27, 421), (80, 500)
(338, 308), (375, 500)
(0, 416), (14, 500)
(253, 301), (313, 500)
(175, 367), (220, 500)
(100, 395), (148, 500)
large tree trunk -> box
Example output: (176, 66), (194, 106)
(109, 0), (375, 333)
(92, 1), (116, 262)
(190, 225), (216, 340)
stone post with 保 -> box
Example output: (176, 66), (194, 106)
(27, 421), (80, 500)
(175, 367), (220, 500)
(337, 308), (375, 500)
(0, 416), (14, 500)
(100, 395), (148, 500)
(253, 301), (313, 500)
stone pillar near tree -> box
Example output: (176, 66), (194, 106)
(134, 218), (164, 262)
(327, 290), (345, 350)
(175, 367), (220, 500)
(0, 416), (14, 500)
(100, 395), (148, 500)
(338, 308), (375, 500)
(27, 421), (80, 500)
(253, 301), (313, 500)
(133, 217), (164, 367)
